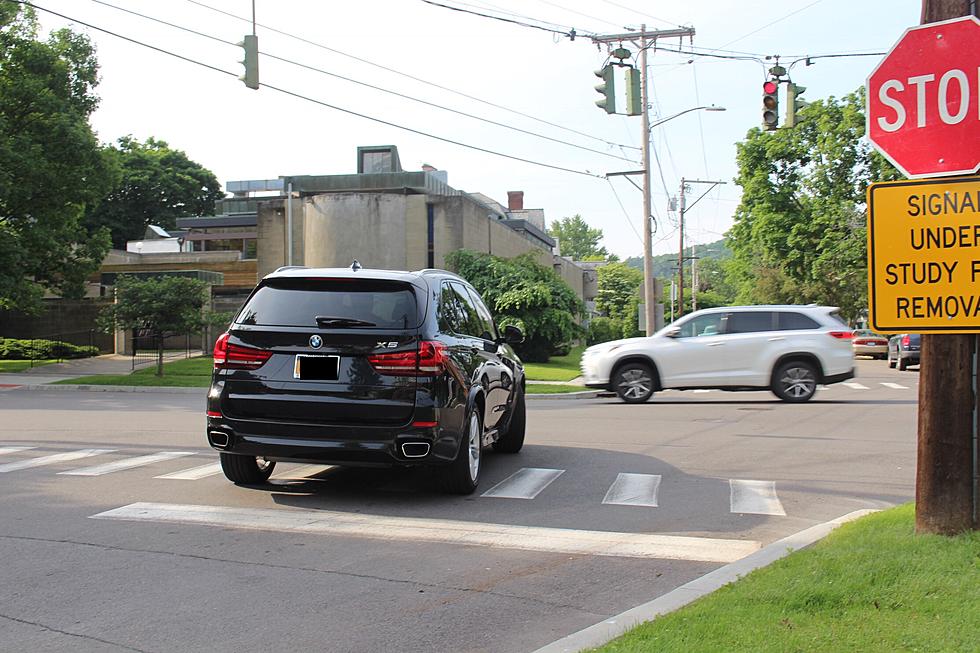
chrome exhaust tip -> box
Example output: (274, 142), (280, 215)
(208, 431), (230, 449)
(400, 442), (430, 458)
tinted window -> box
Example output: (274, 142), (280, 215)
(237, 279), (420, 328)
(777, 312), (820, 330)
(437, 283), (462, 333)
(464, 287), (498, 341)
(675, 313), (725, 338)
(727, 311), (775, 334)
(449, 282), (491, 339)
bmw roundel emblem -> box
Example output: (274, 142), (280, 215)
(309, 335), (323, 349)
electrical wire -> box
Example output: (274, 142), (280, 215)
(606, 178), (644, 243)
(527, 0), (624, 30)
(15, 0), (606, 179)
(446, 0), (580, 32)
(182, 0), (634, 150)
(596, 0), (685, 29)
(419, 0), (576, 37)
(80, 0), (637, 163)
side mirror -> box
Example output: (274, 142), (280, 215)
(499, 324), (524, 345)
(664, 326), (681, 338)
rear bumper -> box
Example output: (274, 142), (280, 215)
(207, 416), (460, 466)
(822, 368), (855, 385)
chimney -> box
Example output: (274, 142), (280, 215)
(422, 163), (437, 172)
(507, 191), (524, 211)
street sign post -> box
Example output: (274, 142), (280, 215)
(867, 16), (980, 178)
(868, 176), (980, 333)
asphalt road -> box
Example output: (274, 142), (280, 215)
(0, 359), (917, 652)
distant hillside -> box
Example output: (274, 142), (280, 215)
(624, 238), (730, 277)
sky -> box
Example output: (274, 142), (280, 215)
(33, 0), (922, 259)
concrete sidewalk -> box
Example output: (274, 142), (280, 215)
(0, 352), (195, 387)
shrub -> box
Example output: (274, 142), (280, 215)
(0, 338), (98, 360)
(588, 317), (623, 345)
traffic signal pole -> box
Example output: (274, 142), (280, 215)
(915, 0), (979, 534)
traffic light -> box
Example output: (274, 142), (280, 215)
(594, 65), (616, 114)
(785, 82), (807, 128)
(239, 34), (259, 90)
(762, 79), (778, 130)
(625, 67), (642, 116)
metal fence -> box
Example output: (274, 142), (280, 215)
(131, 330), (207, 370)
(17, 329), (103, 368)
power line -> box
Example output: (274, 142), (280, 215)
(81, 0), (638, 164)
(526, 0), (623, 30)
(16, 0), (606, 179)
(606, 178), (643, 243)
(716, 0), (823, 50)
(596, 0), (685, 29)
(182, 0), (635, 150)
(419, 0), (577, 37)
(448, 0), (581, 33)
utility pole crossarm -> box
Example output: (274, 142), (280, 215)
(591, 27), (695, 44)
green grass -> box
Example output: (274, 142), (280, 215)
(0, 360), (57, 373)
(593, 504), (980, 653)
(54, 356), (213, 387)
(526, 383), (590, 394)
(524, 345), (585, 382)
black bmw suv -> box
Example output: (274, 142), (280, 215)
(206, 265), (526, 494)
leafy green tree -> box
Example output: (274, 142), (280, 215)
(0, 6), (115, 311)
(85, 136), (224, 248)
(728, 88), (901, 320)
(595, 262), (642, 339)
(548, 215), (609, 261)
(98, 275), (216, 376)
(445, 249), (583, 362)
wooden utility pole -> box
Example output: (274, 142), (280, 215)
(916, 0), (980, 534)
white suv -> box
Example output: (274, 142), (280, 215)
(581, 305), (855, 403)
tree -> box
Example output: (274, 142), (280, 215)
(99, 275), (216, 375)
(594, 262), (642, 340)
(0, 6), (115, 311)
(444, 250), (583, 362)
(727, 88), (901, 320)
(85, 136), (224, 248)
(548, 215), (609, 260)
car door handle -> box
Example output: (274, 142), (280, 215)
(767, 337), (785, 341)
(707, 342), (725, 347)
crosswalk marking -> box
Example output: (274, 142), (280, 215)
(0, 449), (114, 473)
(91, 502), (762, 563)
(881, 382), (908, 389)
(730, 479), (786, 516)
(272, 464), (334, 480)
(0, 446), (36, 457)
(481, 467), (564, 499)
(842, 382), (869, 390)
(693, 389), (712, 394)
(155, 462), (223, 480)
(602, 473), (661, 507)
(59, 451), (195, 477)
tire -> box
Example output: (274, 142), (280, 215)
(898, 357), (908, 371)
(613, 362), (655, 403)
(772, 361), (818, 403)
(443, 409), (482, 494)
(219, 452), (275, 485)
(493, 389), (525, 454)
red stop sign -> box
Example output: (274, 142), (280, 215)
(867, 17), (980, 178)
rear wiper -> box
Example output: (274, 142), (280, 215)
(315, 315), (376, 327)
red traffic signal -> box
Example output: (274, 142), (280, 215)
(762, 80), (779, 130)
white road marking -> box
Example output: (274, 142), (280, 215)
(730, 479), (786, 516)
(481, 467), (565, 499)
(693, 389), (712, 393)
(842, 382), (869, 390)
(59, 451), (195, 476)
(881, 382), (908, 389)
(155, 462), (222, 480)
(271, 464), (334, 480)
(0, 446), (35, 457)
(0, 449), (114, 473)
(91, 502), (761, 563)
(602, 473), (661, 507)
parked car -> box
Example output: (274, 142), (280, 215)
(580, 305), (855, 403)
(888, 333), (920, 371)
(851, 329), (889, 359)
(206, 264), (526, 494)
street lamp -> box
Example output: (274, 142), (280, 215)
(649, 105), (726, 131)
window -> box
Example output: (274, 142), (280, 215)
(463, 286), (497, 341)
(438, 283), (462, 333)
(727, 311), (776, 334)
(449, 282), (489, 339)
(675, 313), (725, 338)
(777, 312), (820, 330)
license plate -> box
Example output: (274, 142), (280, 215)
(294, 354), (340, 380)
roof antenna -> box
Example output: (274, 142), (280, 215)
(351, 259), (362, 271)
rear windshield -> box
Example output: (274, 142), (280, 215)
(236, 279), (421, 329)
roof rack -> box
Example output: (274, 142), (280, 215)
(273, 265), (309, 273)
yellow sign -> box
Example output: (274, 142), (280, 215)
(868, 175), (980, 333)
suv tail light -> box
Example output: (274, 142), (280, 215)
(901, 334), (911, 347)
(368, 341), (447, 376)
(828, 331), (853, 340)
(213, 332), (272, 370)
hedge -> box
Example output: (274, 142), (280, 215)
(0, 338), (99, 360)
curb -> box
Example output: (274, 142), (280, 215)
(526, 390), (607, 400)
(531, 509), (878, 653)
(12, 384), (204, 395)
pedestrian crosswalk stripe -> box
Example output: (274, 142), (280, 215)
(481, 467), (564, 499)
(693, 389), (712, 393)
(155, 462), (223, 480)
(602, 473), (661, 507)
(730, 479), (786, 516)
(881, 382), (908, 389)
(0, 446), (36, 457)
(272, 464), (334, 480)
(59, 451), (195, 476)
(842, 382), (869, 390)
(91, 502), (762, 563)
(0, 449), (115, 473)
